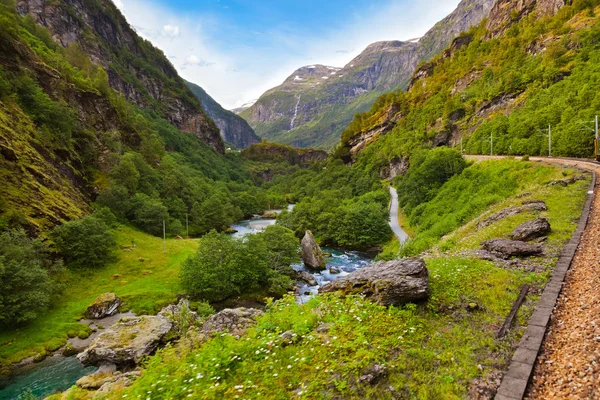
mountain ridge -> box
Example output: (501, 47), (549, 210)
(240, 0), (496, 150)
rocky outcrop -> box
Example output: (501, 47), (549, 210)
(77, 315), (173, 368)
(242, 142), (328, 166)
(482, 239), (544, 258)
(301, 231), (326, 270)
(199, 308), (263, 338)
(17, 0), (223, 153)
(186, 81), (260, 149)
(319, 258), (430, 306)
(547, 175), (586, 186)
(477, 201), (548, 229)
(511, 218), (551, 241)
(486, 0), (567, 38)
(84, 293), (121, 319)
(241, 0), (495, 149)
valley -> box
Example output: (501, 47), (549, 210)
(2, 0), (600, 399)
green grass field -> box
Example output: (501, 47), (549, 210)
(0, 227), (199, 369)
(102, 160), (590, 399)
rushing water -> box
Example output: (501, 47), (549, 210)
(229, 207), (374, 303)
(0, 356), (96, 400)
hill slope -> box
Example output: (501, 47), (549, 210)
(240, 0), (495, 149)
(186, 81), (260, 149)
(337, 0), (600, 174)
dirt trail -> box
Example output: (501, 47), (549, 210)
(466, 156), (600, 399)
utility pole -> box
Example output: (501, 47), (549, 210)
(163, 220), (166, 253)
(460, 137), (463, 154)
(596, 115), (599, 140)
(548, 125), (552, 157)
(186, 214), (189, 239)
(490, 133), (493, 156)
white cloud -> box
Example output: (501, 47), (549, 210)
(114, 0), (461, 109)
(161, 24), (180, 38)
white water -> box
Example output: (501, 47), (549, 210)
(290, 94), (302, 130)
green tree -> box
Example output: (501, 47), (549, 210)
(131, 194), (170, 236)
(51, 216), (116, 269)
(0, 230), (54, 327)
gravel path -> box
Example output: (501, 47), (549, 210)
(388, 187), (409, 244)
(466, 156), (600, 399)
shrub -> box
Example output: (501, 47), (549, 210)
(51, 216), (116, 269)
(0, 229), (54, 327)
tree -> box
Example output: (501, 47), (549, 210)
(51, 216), (116, 269)
(260, 225), (299, 275)
(131, 194), (169, 236)
(0, 229), (54, 327)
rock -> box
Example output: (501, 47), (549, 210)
(77, 316), (172, 368)
(280, 330), (301, 346)
(315, 323), (332, 333)
(319, 258), (430, 306)
(262, 211), (278, 219)
(329, 266), (341, 274)
(76, 363), (118, 390)
(547, 175), (586, 187)
(511, 218), (551, 241)
(297, 271), (318, 286)
(199, 308), (264, 338)
(62, 343), (78, 357)
(482, 239), (543, 259)
(158, 299), (198, 326)
(477, 201), (547, 229)
(359, 364), (387, 384)
(84, 293), (121, 319)
(301, 231), (326, 270)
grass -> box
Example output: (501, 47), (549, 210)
(96, 161), (589, 399)
(0, 226), (199, 370)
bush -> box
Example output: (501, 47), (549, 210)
(51, 216), (116, 269)
(0, 229), (54, 327)
(180, 227), (299, 302)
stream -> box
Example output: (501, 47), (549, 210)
(1, 204), (403, 399)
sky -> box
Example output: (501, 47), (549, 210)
(113, 0), (461, 109)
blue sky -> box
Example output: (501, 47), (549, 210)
(115, 0), (460, 108)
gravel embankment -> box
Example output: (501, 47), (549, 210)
(466, 156), (600, 399)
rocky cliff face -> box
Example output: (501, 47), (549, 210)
(241, 0), (495, 150)
(186, 81), (260, 149)
(16, 0), (224, 153)
(486, 0), (568, 37)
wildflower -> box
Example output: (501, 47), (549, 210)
(273, 373), (278, 377)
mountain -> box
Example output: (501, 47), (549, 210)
(336, 0), (597, 173)
(231, 100), (257, 115)
(0, 0), (252, 234)
(240, 0), (496, 149)
(16, 0), (223, 153)
(185, 81), (260, 149)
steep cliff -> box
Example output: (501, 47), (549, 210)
(16, 0), (223, 153)
(241, 0), (495, 150)
(186, 81), (260, 149)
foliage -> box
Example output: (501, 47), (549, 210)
(395, 147), (468, 214)
(51, 215), (116, 269)
(0, 230), (56, 327)
(180, 227), (299, 302)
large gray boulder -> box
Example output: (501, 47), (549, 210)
(77, 316), (172, 367)
(199, 308), (264, 338)
(84, 293), (121, 319)
(301, 231), (326, 270)
(319, 258), (430, 306)
(482, 239), (543, 259)
(511, 218), (551, 241)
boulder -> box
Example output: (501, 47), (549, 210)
(319, 258), (430, 306)
(158, 299), (198, 326)
(262, 211), (278, 219)
(511, 218), (551, 241)
(199, 308), (264, 338)
(77, 316), (172, 367)
(84, 293), (121, 319)
(482, 239), (543, 259)
(301, 230), (326, 270)
(296, 271), (317, 286)
(477, 201), (547, 229)
(329, 266), (341, 274)
(359, 364), (387, 385)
